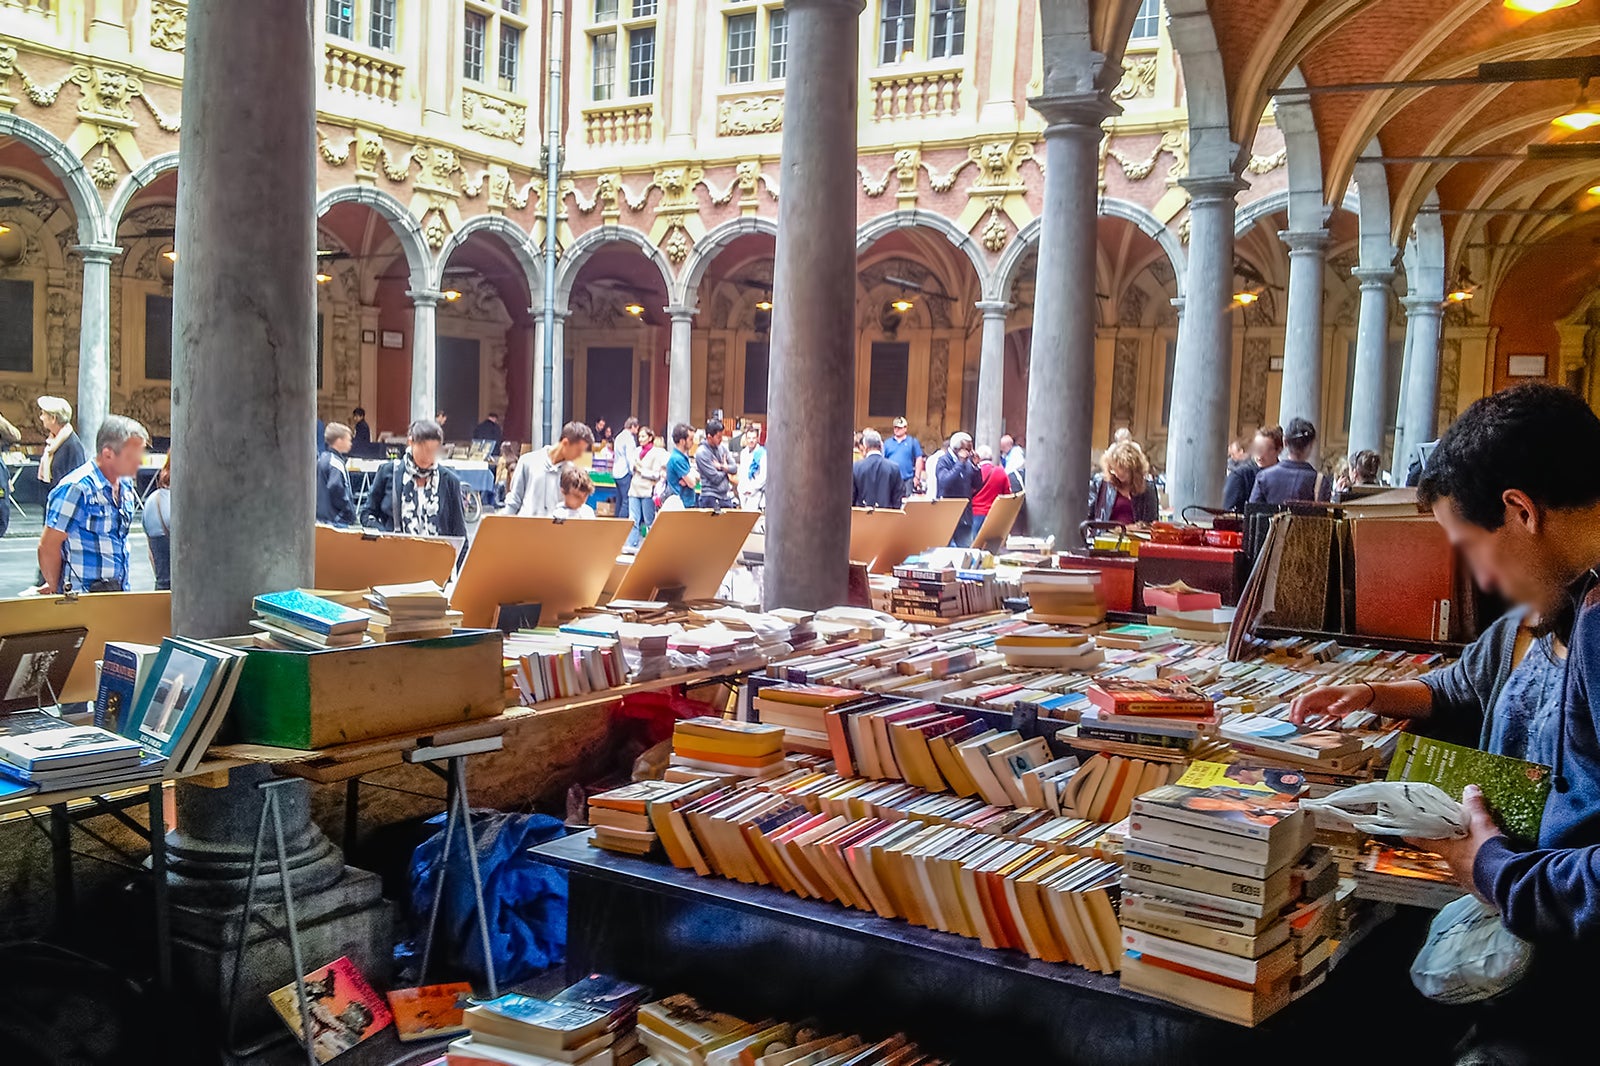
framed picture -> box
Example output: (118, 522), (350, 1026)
(361, 329), (377, 344)
(1507, 354), (1546, 378)
(381, 330), (405, 350)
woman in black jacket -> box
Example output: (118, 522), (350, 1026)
(1086, 440), (1160, 525)
(359, 419), (467, 540)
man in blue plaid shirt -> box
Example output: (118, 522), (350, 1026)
(37, 415), (148, 594)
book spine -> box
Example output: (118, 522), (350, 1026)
(1123, 854), (1282, 904)
(1122, 929), (1274, 985)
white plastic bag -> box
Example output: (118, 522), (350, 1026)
(1410, 894), (1533, 1003)
(1300, 781), (1468, 839)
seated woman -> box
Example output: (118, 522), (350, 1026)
(1086, 440), (1160, 526)
(1290, 605), (1563, 764)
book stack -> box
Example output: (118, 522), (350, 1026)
(1351, 843), (1467, 909)
(365, 580), (459, 641)
(586, 779), (699, 856)
(993, 625), (1103, 671)
(504, 630), (625, 705)
(89, 635), (247, 777)
(668, 626), (759, 671)
(1069, 679), (1219, 766)
(1219, 709), (1392, 774)
(453, 993), (617, 1065)
(250, 589), (373, 650)
(1095, 623), (1178, 651)
(670, 717), (788, 779)
(1021, 568), (1105, 626)
(769, 607), (817, 650)
(889, 559), (962, 621)
(0, 723), (156, 794)
(635, 994), (950, 1066)
(1119, 781), (1313, 1026)
(1144, 581), (1236, 643)
(750, 683), (867, 755)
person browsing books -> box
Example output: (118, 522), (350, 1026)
(852, 428), (903, 509)
(736, 424), (767, 512)
(970, 446), (1013, 522)
(502, 420), (594, 518)
(1249, 417), (1330, 504)
(1297, 386), (1600, 1062)
(551, 466), (597, 520)
(1222, 436), (1258, 513)
(36, 414), (146, 594)
(883, 416), (924, 498)
(935, 431), (983, 547)
(142, 455), (172, 592)
(359, 419), (467, 540)
(1086, 440), (1159, 526)
(350, 406), (371, 447)
(316, 422), (359, 527)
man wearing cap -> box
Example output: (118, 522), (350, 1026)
(883, 416), (925, 499)
(36, 396), (86, 497)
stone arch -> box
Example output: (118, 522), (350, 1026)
(1273, 68), (1328, 235)
(1235, 187), (1359, 239)
(1164, 0), (1241, 179)
(675, 216), (777, 307)
(314, 185), (432, 291)
(855, 210), (992, 298)
(989, 200), (1187, 305)
(990, 217), (1041, 306)
(107, 152), (179, 231)
(554, 224), (676, 311)
(0, 112), (107, 245)
(430, 214), (543, 298)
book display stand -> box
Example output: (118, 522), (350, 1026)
(412, 748), (500, 998)
(848, 500), (966, 574)
(612, 508), (760, 603)
(450, 515), (633, 628)
(0, 592), (170, 703)
(972, 492), (1025, 553)
(313, 526), (457, 591)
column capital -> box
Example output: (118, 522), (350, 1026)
(1401, 293), (1444, 316)
(1180, 173), (1249, 204)
(533, 306), (572, 322)
(1352, 266), (1395, 289)
(69, 243), (123, 263)
(666, 304), (697, 322)
(1029, 91), (1119, 132)
(975, 300), (1013, 318)
(407, 288), (445, 307)
(1277, 229), (1330, 255)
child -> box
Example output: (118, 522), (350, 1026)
(552, 466), (596, 520)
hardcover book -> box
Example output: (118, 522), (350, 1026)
(267, 956), (393, 1063)
(0, 627), (88, 714)
(94, 641), (160, 733)
(253, 590), (372, 637)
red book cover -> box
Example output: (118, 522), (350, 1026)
(268, 956), (393, 1063)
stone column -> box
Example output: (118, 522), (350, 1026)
(1347, 267), (1394, 456)
(765, 0), (865, 611)
(71, 243), (119, 448)
(1165, 174), (1245, 515)
(167, 0), (389, 1039)
(667, 305), (695, 431)
(533, 308), (569, 438)
(1399, 294), (1442, 475)
(973, 300), (1010, 454)
(1024, 94), (1114, 540)
(408, 289), (442, 423)
(1276, 229), (1328, 429)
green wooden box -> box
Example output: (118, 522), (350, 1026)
(223, 629), (505, 749)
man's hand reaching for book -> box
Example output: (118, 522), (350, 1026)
(1404, 784), (1501, 900)
(1288, 684), (1373, 725)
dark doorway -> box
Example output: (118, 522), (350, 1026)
(585, 346), (634, 431)
(437, 335), (481, 441)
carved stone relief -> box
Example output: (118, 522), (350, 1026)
(1111, 338), (1139, 427)
(927, 338), (950, 428)
(1118, 286), (1148, 328)
(1112, 56), (1158, 101)
(462, 90), (527, 144)
(718, 96), (783, 136)
(150, 2), (187, 52)
(1437, 338), (1461, 432)
(1237, 338), (1272, 435)
(706, 337), (728, 414)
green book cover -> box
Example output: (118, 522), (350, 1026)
(1386, 733), (1551, 843)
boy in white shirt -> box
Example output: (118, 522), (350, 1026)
(551, 466), (596, 520)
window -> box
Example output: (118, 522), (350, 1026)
(1130, 0), (1161, 41)
(727, 13), (757, 84)
(499, 24), (521, 92)
(744, 342), (770, 415)
(369, 0), (396, 50)
(594, 0), (618, 18)
(592, 32), (617, 100)
(929, 0), (964, 59)
(880, 0), (915, 65)
(325, 0), (354, 38)
(632, 0), (657, 13)
(768, 9), (788, 79)
(628, 26), (656, 97)
(463, 10), (487, 81)
(868, 342), (911, 419)
(502, 0), (521, 12)
(0, 280), (32, 374)
(145, 295), (174, 382)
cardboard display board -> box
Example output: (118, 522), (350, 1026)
(612, 508), (760, 603)
(0, 592), (171, 703)
(849, 498), (968, 573)
(451, 515), (633, 628)
(972, 492), (1025, 553)
(314, 525), (457, 591)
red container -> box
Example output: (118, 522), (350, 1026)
(1149, 522), (1205, 546)
(1059, 553), (1138, 613)
(1204, 529), (1243, 549)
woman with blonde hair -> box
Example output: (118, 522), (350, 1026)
(1086, 440), (1160, 524)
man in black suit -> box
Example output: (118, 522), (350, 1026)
(853, 428), (904, 509)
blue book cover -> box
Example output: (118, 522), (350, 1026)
(125, 639), (221, 758)
(253, 590), (370, 636)
(96, 642), (158, 734)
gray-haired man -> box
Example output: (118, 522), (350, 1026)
(38, 414), (148, 593)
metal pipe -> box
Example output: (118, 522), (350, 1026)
(542, 0), (565, 446)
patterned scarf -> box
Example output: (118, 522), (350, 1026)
(399, 451), (441, 536)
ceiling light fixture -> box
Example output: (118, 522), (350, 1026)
(890, 297), (914, 313)
(162, 248), (178, 263)
(1445, 265), (1477, 304)
(1554, 78), (1600, 132)
(1232, 291), (1260, 306)
(442, 289), (462, 301)
(315, 271), (332, 284)
(755, 299), (773, 311)
(624, 301), (645, 316)
(1588, 184), (1600, 197)
(1445, 287), (1474, 303)
(0, 223), (8, 235)
(1503, 0), (1579, 11)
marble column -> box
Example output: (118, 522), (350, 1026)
(1276, 229), (1328, 430)
(168, 0), (389, 1038)
(1347, 267), (1395, 457)
(974, 300), (1010, 453)
(408, 289), (442, 423)
(1024, 94), (1114, 540)
(71, 243), (119, 449)
(1399, 294), (1443, 474)
(765, 0), (865, 611)
(1165, 174), (1246, 515)
(1390, 314), (1418, 479)
(533, 308), (569, 440)
(667, 305), (695, 431)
